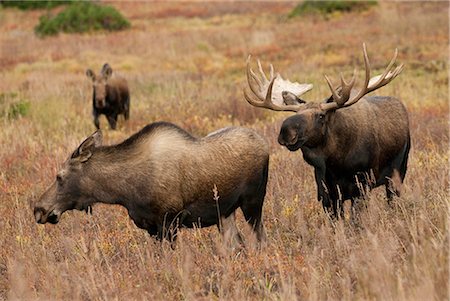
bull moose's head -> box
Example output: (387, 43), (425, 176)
(86, 63), (113, 109)
(33, 131), (103, 224)
(244, 44), (404, 151)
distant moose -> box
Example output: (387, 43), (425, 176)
(244, 44), (410, 218)
(33, 122), (269, 246)
(86, 63), (130, 130)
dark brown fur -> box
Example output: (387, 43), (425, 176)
(86, 63), (130, 130)
(278, 96), (410, 217)
(33, 122), (269, 244)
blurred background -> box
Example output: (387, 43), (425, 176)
(0, 1), (448, 300)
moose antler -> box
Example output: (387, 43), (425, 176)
(244, 56), (313, 112)
(321, 43), (404, 111)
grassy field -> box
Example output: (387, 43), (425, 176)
(0, 2), (448, 300)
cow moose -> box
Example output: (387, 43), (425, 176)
(244, 44), (410, 218)
(86, 63), (130, 130)
(33, 122), (269, 246)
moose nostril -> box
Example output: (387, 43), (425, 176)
(34, 207), (45, 223)
(288, 135), (298, 145)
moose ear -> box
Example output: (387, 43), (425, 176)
(86, 69), (95, 81)
(101, 63), (113, 79)
(282, 91), (307, 105)
(72, 130), (103, 163)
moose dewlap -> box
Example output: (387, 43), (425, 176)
(33, 122), (269, 244)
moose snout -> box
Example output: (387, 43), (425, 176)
(95, 99), (106, 108)
(278, 127), (298, 146)
(34, 206), (60, 224)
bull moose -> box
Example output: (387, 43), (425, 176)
(33, 122), (269, 245)
(244, 44), (410, 218)
(86, 63), (130, 130)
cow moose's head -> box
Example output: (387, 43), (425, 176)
(33, 131), (103, 224)
(86, 63), (113, 109)
(244, 44), (404, 151)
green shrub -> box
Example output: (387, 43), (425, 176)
(0, 92), (30, 119)
(0, 0), (71, 10)
(289, 0), (377, 18)
(34, 1), (130, 37)
(8, 101), (30, 119)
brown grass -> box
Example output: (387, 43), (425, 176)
(0, 2), (448, 300)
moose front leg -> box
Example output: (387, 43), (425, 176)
(124, 97), (130, 120)
(143, 222), (178, 247)
(155, 223), (178, 250)
(93, 111), (100, 129)
(314, 167), (334, 216)
(107, 114), (118, 130)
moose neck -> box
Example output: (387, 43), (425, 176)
(81, 148), (154, 209)
(310, 107), (364, 162)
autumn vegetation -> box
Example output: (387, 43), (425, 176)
(0, 2), (448, 300)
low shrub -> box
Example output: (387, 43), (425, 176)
(0, 0), (71, 10)
(0, 92), (30, 119)
(34, 1), (130, 37)
(289, 0), (377, 18)
(8, 101), (30, 119)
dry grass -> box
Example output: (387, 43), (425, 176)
(0, 2), (448, 300)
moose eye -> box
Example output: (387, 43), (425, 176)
(318, 113), (325, 119)
(56, 174), (63, 183)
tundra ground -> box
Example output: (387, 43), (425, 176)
(0, 2), (448, 300)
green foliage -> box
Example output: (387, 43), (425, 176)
(0, 92), (30, 119)
(289, 0), (377, 18)
(9, 101), (30, 119)
(0, 0), (71, 10)
(34, 1), (130, 37)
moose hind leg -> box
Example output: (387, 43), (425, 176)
(218, 212), (243, 248)
(241, 161), (268, 243)
(386, 169), (403, 205)
(156, 222), (179, 250)
(241, 196), (266, 243)
(385, 140), (409, 204)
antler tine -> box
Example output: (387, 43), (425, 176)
(244, 76), (299, 112)
(323, 43), (397, 112)
(244, 59), (282, 110)
(341, 43), (372, 108)
(257, 59), (269, 83)
(366, 47), (400, 93)
(338, 71), (355, 106)
(249, 68), (263, 90)
(246, 56), (264, 98)
(243, 87), (266, 108)
(269, 64), (275, 81)
(244, 56), (308, 112)
(265, 75), (276, 102)
(392, 64), (404, 78)
(321, 70), (356, 111)
(367, 64), (404, 94)
(324, 75), (342, 105)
